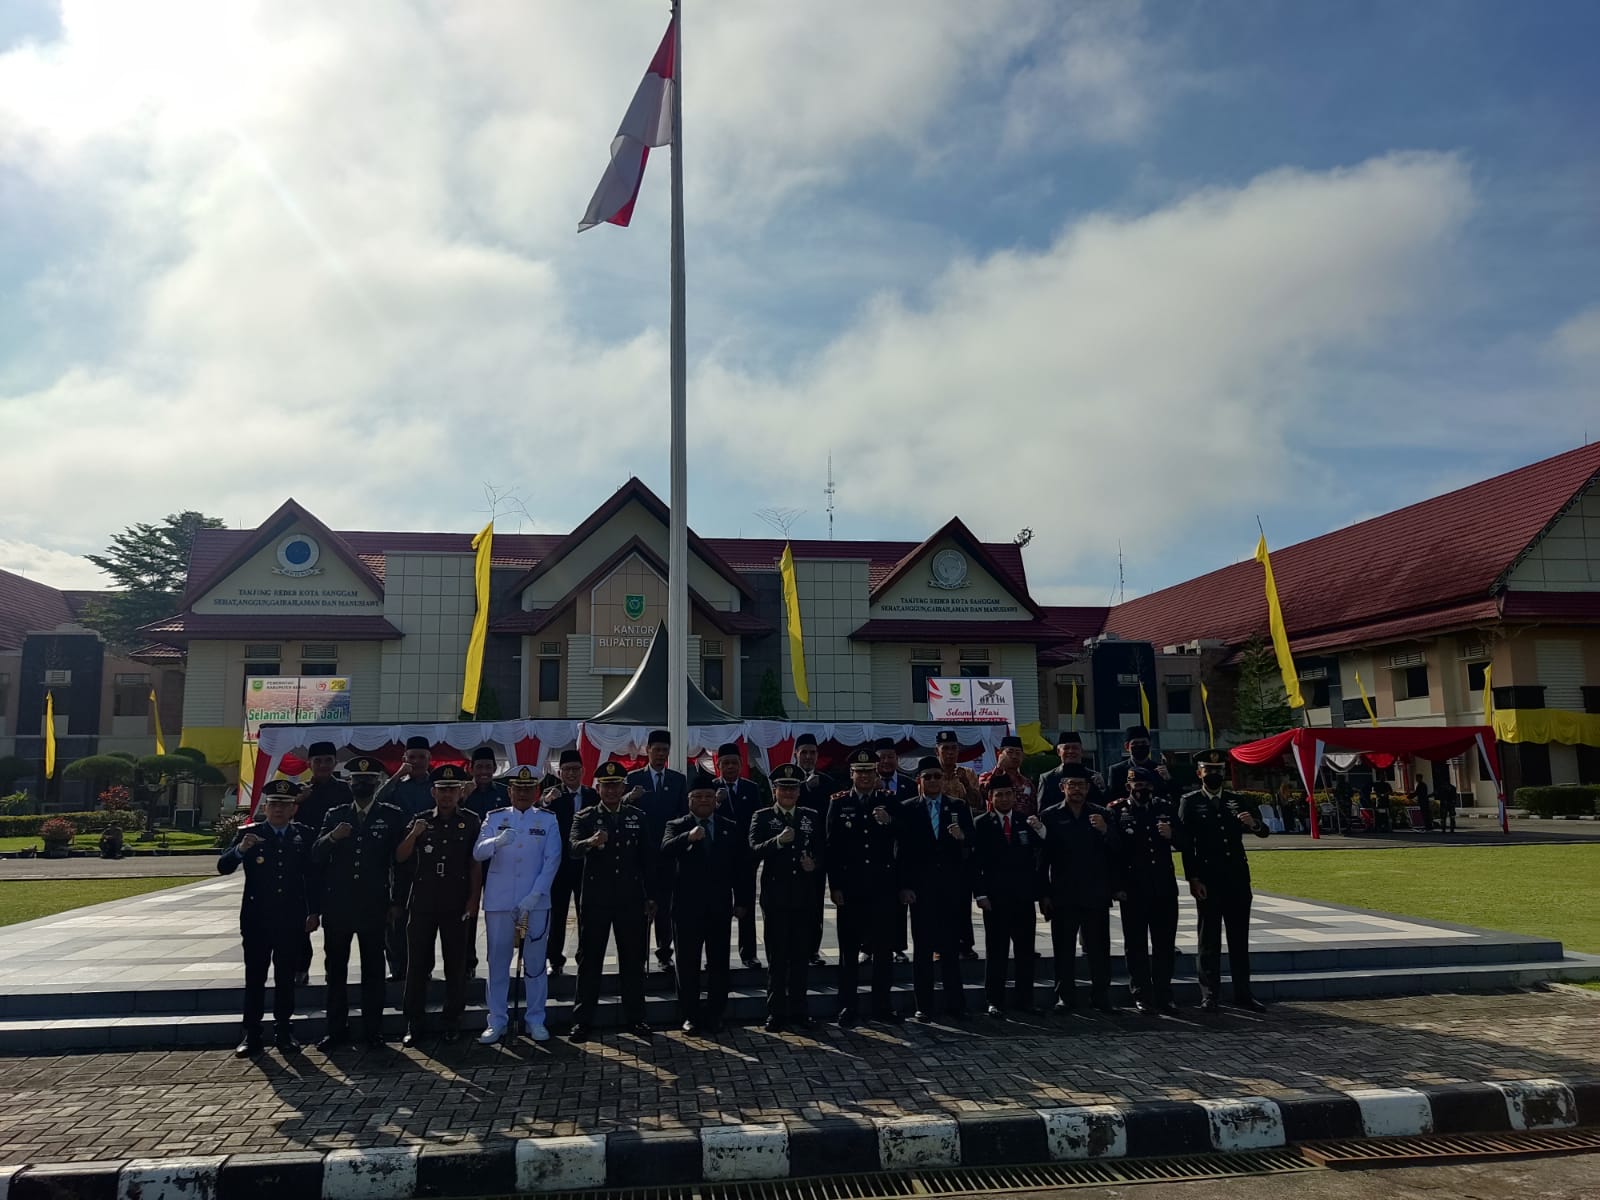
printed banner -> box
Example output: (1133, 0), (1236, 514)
(244, 676), (352, 740)
(928, 676), (1016, 730)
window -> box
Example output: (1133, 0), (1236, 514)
(1166, 686), (1192, 716)
(1117, 685), (1141, 714)
(301, 644), (337, 660)
(701, 658), (724, 701)
(43, 669), (71, 686)
(912, 663), (940, 704)
(243, 662), (280, 680)
(0, 674), (9, 717)
(1306, 679), (1331, 708)
(244, 644), (282, 660)
(1393, 664), (1430, 701)
(959, 659), (990, 678)
(1466, 660), (1490, 693)
(299, 662), (337, 676)
(539, 658), (561, 703)
(113, 674), (150, 717)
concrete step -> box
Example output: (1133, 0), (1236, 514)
(2, 954), (1596, 1053)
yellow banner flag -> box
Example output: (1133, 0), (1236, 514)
(1139, 682), (1152, 728)
(1353, 669), (1378, 727)
(460, 519), (493, 715)
(1482, 663), (1493, 723)
(1069, 679), (1079, 719)
(779, 543), (809, 707)
(1200, 680), (1215, 748)
(1254, 533), (1305, 708)
(44, 691), (57, 779)
(149, 688), (166, 756)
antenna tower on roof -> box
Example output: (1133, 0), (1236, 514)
(825, 452), (836, 540)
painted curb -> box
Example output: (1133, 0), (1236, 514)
(3, 1077), (1596, 1197)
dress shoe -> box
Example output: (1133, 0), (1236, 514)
(316, 1032), (352, 1051)
(1014, 1004), (1036, 1015)
(1052, 999), (1076, 1014)
(764, 1017), (785, 1033)
(681, 1019), (700, 1035)
(1134, 1001), (1155, 1016)
(1199, 996), (1220, 1013)
(234, 1035), (264, 1059)
(529, 1023), (551, 1043)
(479, 1025), (505, 1046)
(442, 1028), (459, 1043)
(402, 1028), (424, 1048)
(365, 1034), (388, 1049)
(792, 1015), (814, 1030)
(1157, 1001), (1181, 1016)
(1092, 1000), (1116, 1015)
(742, 957), (763, 969)
(835, 1008), (858, 1027)
(912, 1009), (932, 1022)
(274, 1030), (302, 1053)
(961, 948), (980, 961)
(703, 1019), (723, 1034)
(810, 955), (828, 968)
(294, 971), (310, 987)
(893, 951), (911, 964)
(630, 1021), (652, 1039)
(568, 1024), (590, 1043)
(1235, 996), (1268, 1014)
(986, 1004), (1004, 1018)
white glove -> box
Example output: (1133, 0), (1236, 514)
(494, 827), (516, 848)
(516, 892), (550, 915)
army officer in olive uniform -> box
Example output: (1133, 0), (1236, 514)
(395, 764), (483, 1045)
(1179, 749), (1269, 1013)
(311, 756), (406, 1049)
(218, 779), (321, 1057)
(749, 764), (824, 1031)
(568, 760), (656, 1042)
(1110, 766), (1184, 1015)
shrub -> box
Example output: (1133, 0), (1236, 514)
(40, 817), (78, 842)
(1514, 785), (1600, 817)
(99, 785), (132, 811)
(214, 811), (250, 848)
(0, 809), (143, 837)
(0, 791), (31, 816)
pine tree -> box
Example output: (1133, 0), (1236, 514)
(1233, 633), (1291, 740)
(79, 511), (225, 649)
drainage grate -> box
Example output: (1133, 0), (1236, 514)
(1303, 1127), (1600, 1168)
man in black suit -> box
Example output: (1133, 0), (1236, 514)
(218, 779), (320, 1057)
(896, 756), (976, 1020)
(662, 769), (751, 1033)
(1038, 767), (1119, 1013)
(544, 749), (596, 978)
(293, 740), (350, 985)
(1037, 731), (1107, 811)
(626, 729), (688, 973)
(311, 756), (406, 1049)
(749, 764), (824, 1031)
(713, 741), (765, 970)
(794, 733), (836, 967)
(972, 776), (1041, 1016)
(873, 736), (915, 964)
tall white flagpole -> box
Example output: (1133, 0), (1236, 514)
(667, 0), (689, 763)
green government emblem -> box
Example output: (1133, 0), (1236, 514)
(624, 593), (647, 620)
(949, 682), (962, 697)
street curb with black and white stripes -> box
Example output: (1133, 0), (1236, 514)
(1, 1078), (1595, 1198)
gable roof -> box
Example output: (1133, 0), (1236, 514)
(867, 517), (1041, 617)
(0, 568), (76, 651)
(503, 477), (756, 601)
(1104, 442), (1600, 654)
(180, 498), (387, 606)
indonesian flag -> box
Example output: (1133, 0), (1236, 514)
(578, 19), (676, 232)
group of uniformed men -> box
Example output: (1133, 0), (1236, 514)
(219, 724), (1269, 1055)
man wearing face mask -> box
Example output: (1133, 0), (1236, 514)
(1110, 766), (1184, 1016)
(1180, 749), (1269, 1013)
(662, 769), (751, 1034)
(1108, 725), (1174, 805)
(311, 757), (405, 1049)
(292, 740), (352, 985)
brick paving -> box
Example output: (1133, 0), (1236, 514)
(2, 988), (1596, 1165)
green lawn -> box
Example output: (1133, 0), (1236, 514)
(0, 877), (196, 927)
(0, 830), (215, 853)
(1246, 844), (1600, 953)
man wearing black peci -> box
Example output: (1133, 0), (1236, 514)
(713, 741), (764, 970)
(1180, 749), (1269, 1013)
(972, 775), (1042, 1016)
(292, 740), (350, 985)
(896, 756), (976, 1021)
(544, 749), (596, 979)
(662, 769), (751, 1034)
(625, 729), (688, 974)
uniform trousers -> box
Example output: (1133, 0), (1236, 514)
(835, 895), (898, 1014)
(403, 911), (470, 1026)
(909, 890), (967, 1015)
(385, 910), (408, 979)
(241, 920), (301, 1033)
(299, 931), (316, 978)
(673, 905), (732, 1023)
(981, 897), (1037, 1009)
(761, 904), (811, 1020)
(573, 902), (647, 1026)
(1118, 891), (1178, 1005)
(1195, 889), (1255, 1001)
(739, 878), (761, 962)
(548, 865), (581, 968)
(649, 882), (676, 965)
(484, 908), (551, 1029)
(1048, 902), (1112, 1005)
(321, 918), (387, 1037)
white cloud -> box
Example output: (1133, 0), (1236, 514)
(0, 539), (108, 590)
(1549, 305), (1600, 366)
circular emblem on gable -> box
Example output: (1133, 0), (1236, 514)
(930, 549), (969, 590)
(275, 535), (323, 578)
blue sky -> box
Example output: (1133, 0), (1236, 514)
(0, 1), (1596, 604)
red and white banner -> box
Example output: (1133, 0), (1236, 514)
(578, 19), (676, 231)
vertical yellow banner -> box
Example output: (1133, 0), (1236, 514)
(44, 691), (57, 779)
(1254, 533), (1305, 708)
(779, 543), (809, 707)
(460, 520), (493, 715)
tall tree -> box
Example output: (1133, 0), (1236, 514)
(79, 511), (225, 649)
(1233, 633), (1292, 740)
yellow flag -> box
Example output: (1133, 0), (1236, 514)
(44, 691), (57, 779)
(1254, 533), (1305, 708)
(1200, 680), (1215, 748)
(149, 688), (166, 756)
(779, 543), (809, 707)
(1353, 669), (1378, 727)
(1069, 680), (1079, 720)
(1482, 663), (1493, 722)
(1139, 682), (1152, 728)
(460, 519), (493, 715)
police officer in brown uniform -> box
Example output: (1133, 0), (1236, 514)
(395, 763), (482, 1045)
(749, 764), (824, 1031)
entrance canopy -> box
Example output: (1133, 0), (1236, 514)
(1229, 724), (1507, 835)
(589, 621), (735, 726)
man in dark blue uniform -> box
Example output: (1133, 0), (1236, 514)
(749, 764), (824, 1032)
(662, 769), (751, 1034)
(896, 756), (976, 1021)
(1037, 767), (1118, 1013)
(625, 729), (688, 974)
(794, 733), (836, 966)
(312, 756), (406, 1049)
(827, 750), (903, 1025)
(375, 735), (434, 981)
(972, 776), (1041, 1017)
(1180, 749), (1269, 1013)
(544, 748), (596, 979)
(873, 737), (915, 964)
(219, 779), (320, 1057)
(293, 740), (350, 985)
(1110, 765), (1184, 1015)
(713, 741), (764, 970)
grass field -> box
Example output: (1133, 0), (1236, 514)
(0, 830), (214, 853)
(0, 877), (195, 927)
(1247, 844), (1600, 953)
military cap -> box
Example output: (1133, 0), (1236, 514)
(260, 779), (301, 799)
(716, 742), (741, 760)
(343, 756), (386, 777)
(646, 728), (671, 746)
(1055, 730), (1082, 745)
(429, 763), (470, 786)
(999, 734), (1023, 749)
(471, 745), (497, 763)
(405, 735), (431, 751)
(915, 756), (942, 776)
(847, 748), (877, 771)
(872, 736), (897, 753)
(1129, 766), (1162, 787)
(1124, 724), (1151, 741)
(558, 748), (583, 766)
(502, 765), (543, 787)
(935, 729), (960, 746)
(308, 741), (337, 758)
(594, 761), (629, 783)
(770, 763), (805, 787)
(688, 768), (720, 793)
(1195, 749), (1229, 769)
(794, 732), (818, 748)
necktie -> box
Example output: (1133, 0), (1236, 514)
(928, 798), (939, 835)
(653, 771), (661, 791)
(1004, 814), (1012, 842)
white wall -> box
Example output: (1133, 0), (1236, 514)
(780, 559), (873, 719)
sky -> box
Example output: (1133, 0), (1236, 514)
(1, 0), (1597, 604)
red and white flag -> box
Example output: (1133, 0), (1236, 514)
(578, 19), (676, 232)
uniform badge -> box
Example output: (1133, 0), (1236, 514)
(424, 843), (435, 854)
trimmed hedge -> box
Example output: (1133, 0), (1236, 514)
(0, 809), (144, 837)
(1514, 785), (1600, 817)
(214, 811), (250, 848)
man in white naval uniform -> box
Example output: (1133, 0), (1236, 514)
(473, 766), (562, 1043)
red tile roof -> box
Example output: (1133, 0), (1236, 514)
(704, 537), (1031, 596)
(139, 614), (402, 643)
(1037, 605), (1113, 664)
(1104, 443), (1600, 654)
(0, 568), (76, 651)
